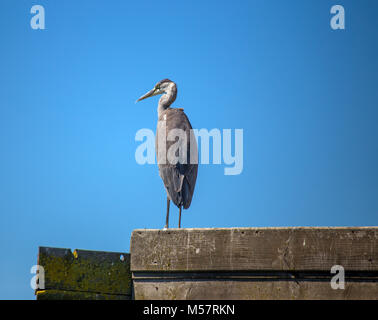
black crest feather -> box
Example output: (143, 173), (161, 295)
(157, 78), (172, 86)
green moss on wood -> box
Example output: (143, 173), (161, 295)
(36, 289), (130, 300)
(38, 247), (131, 296)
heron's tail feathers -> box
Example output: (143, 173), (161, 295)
(166, 177), (193, 210)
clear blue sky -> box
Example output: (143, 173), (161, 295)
(0, 0), (377, 299)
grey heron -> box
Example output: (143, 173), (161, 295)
(136, 79), (198, 229)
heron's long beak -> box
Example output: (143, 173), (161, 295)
(136, 88), (159, 103)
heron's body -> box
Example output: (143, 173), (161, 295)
(156, 107), (198, 209)
(137, 79), (198, 228)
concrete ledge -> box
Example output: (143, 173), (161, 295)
(130, 227), (378, 299)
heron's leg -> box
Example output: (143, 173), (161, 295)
(178, 206), (182, 228)
(164, 197), (170, 229)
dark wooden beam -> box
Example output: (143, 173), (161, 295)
(35, 247), (131, 300)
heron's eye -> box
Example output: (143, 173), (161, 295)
(155, 85), (160, 90)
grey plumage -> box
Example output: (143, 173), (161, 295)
(156, 108), (197, 209)
(136, 79), (198, 228)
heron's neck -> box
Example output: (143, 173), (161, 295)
(158, 83), (177, 117)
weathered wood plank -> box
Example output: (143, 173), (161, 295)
(131, 227), (378, 299)
(133, 280), (378, 300)
(37, 247), (131, 297)
(36, 289), (130, 300)
(130, 227), (378, 272)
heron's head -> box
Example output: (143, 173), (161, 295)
(136, 79), (176, 103)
